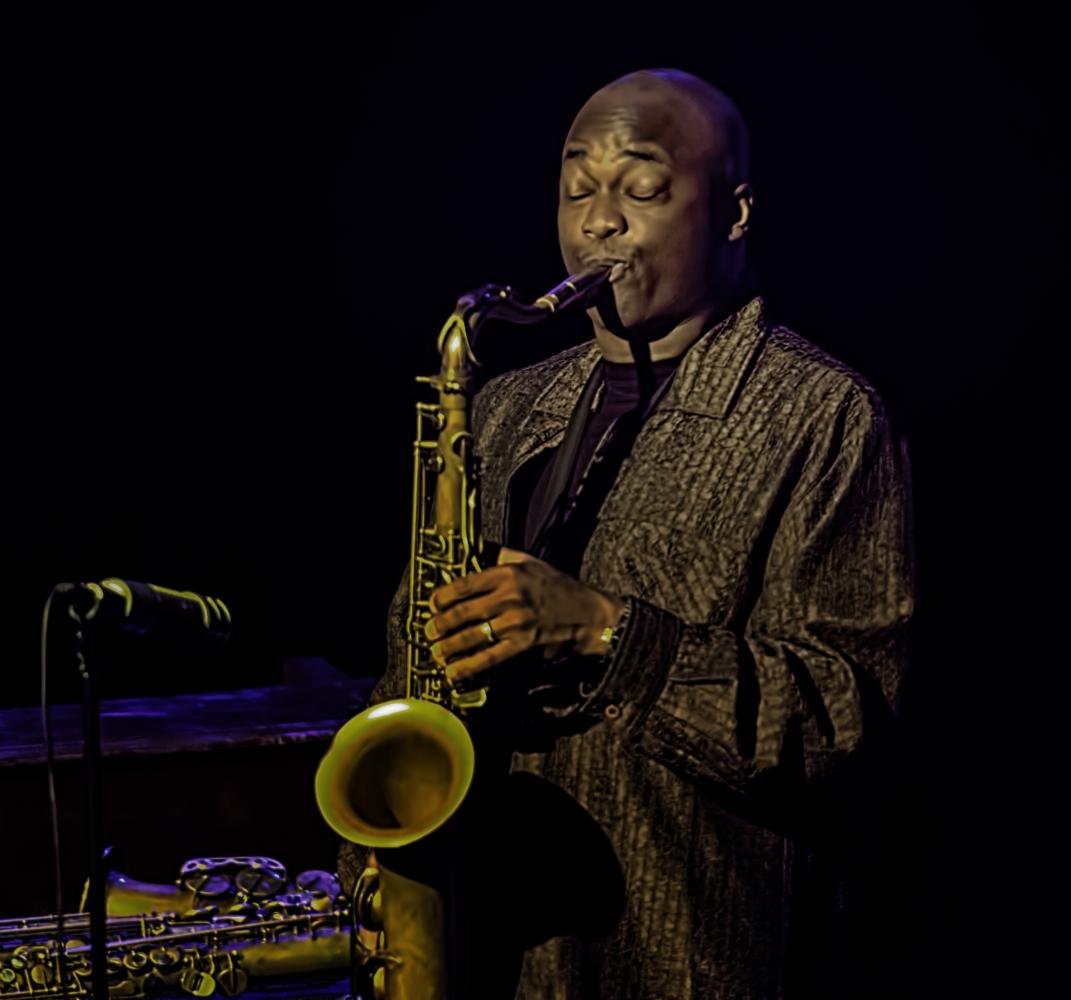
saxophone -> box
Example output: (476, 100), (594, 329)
(0, 858), (349, 998)
(314, 266), (612, 999)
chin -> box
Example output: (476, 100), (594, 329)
(609, 290), (679, 337)
(601, 287), (644, 329)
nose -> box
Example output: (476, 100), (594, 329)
(582, 194), (627, 240)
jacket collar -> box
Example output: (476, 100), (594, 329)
(664, 295), (768, 418)
(530, 294), (769, 422)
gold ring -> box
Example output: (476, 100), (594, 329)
(480, 621), (497, 645)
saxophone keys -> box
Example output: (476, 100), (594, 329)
(234, 866), (286, 901)
(6, 949), (28, 970)
(372, 963), (388, 1000)
(27, 950), (54, 986)
(149, 945), (182, 971)
(224, 901), (257, 917)
(106, 954), (127, 979)
(295, 869), (341, 900)
(183, 871), (233, 899)
(107, 953), (142, 996)
(215, 958), (248, 997)
(354, 867), (383, 930)
(180, 961), (217, 996)
(122, 949), (150, 973)
(149, 946), (184, 989)
(181, 905), (219, 920)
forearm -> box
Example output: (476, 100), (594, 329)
(556, 593), (908, 809)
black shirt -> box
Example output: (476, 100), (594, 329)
(522, 356), (682, 574)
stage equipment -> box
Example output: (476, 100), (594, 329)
(44, 579), (232, 1000)
(70, 579), (232, 647)
(314, 266), (612, 998)
(0, 857), (349, 998)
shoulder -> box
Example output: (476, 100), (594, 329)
(751, 323), (898, 492)
(756, 320), (889, 437)
(472, 340), (593, 433)
(477, 340), (592, 406)
(762, 322), (883, 410)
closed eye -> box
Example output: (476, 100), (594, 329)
(627, 184), (668, 201)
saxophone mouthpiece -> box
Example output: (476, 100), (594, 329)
(534, 266), (613, 313)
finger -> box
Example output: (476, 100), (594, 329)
(430, 620), (496, 667)
(445, 635), (526, 684)
(431, 607), (534, 665)
(425, 590), (519, 642)
(430, 565), (514, 613)
(426, 593), (494, 642)
(427, 567), (529, 637)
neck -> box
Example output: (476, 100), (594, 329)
(591, 261), (758, 362)
(591, 313), (701, 362)
(591, 291), (746, 363)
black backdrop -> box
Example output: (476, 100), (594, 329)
(6, 1), (1063, 994)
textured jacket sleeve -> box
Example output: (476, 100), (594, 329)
(574, 387), (914, 806)
(370, 566), (410, 705)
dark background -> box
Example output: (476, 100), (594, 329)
(5, 1), (1062, 994)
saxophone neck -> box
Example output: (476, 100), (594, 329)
(446, 264), (613, 353)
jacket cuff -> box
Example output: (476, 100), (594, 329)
(576, 596), (683, 727)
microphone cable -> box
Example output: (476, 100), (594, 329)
(40, 583), (72, 990)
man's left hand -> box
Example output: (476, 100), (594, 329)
(425, 547), (626, 685)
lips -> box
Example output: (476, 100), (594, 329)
(581, 257), (632, 283)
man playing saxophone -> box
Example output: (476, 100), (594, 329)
(345, 68), (914, 999)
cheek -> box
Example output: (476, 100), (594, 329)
(641, 216), (709, 289)
(558, 205), (581, 267)
(556, 209), (570, 254)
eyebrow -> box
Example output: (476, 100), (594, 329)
(563, 145), (670, 165)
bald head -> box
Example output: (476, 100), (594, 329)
(557, 68), (755, 358)
(568, 69), (750, 193)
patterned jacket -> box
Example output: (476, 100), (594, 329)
(349, 295), (914, 999)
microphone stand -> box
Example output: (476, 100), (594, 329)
(46, 579), (231, 998)
(66, 589), (111, 1000)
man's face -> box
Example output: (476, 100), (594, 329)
(558, 84), (723, 333)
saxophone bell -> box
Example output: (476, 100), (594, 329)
(315, 699), (474, 849)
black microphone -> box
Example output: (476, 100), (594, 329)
(71, 578), (232, 648)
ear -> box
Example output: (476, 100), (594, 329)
(728, 183), (753, 242)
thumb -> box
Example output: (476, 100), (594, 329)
(498, 546), (534, 565)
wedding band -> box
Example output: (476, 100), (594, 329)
(480, 621), (497, 645)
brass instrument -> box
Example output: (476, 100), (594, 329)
(0, 858), (349, 998)
(314, 267), (612, 998)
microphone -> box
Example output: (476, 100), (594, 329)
(71, 578), (232, 647)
